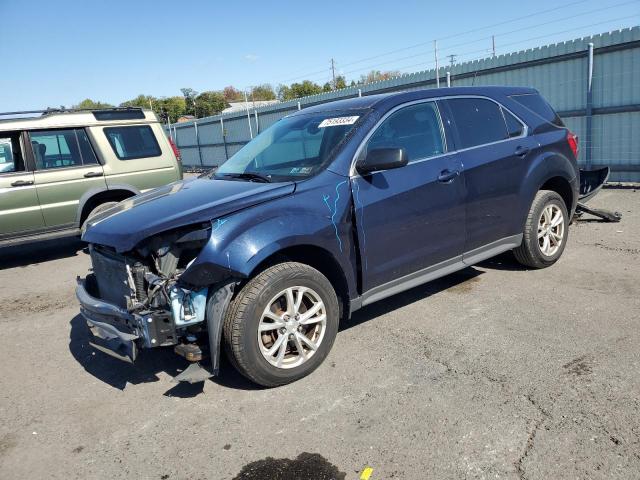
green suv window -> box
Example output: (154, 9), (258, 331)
(29, 129), (98, 169)
(104, 125), (161, 160)
(0, 135), (21, 173)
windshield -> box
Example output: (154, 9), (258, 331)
(214, 111), (365, 182)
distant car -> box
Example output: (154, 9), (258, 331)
(0, 108), (182, 246)
(78, 87), (579, 387)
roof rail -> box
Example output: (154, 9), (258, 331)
(0, 106), (144, 118)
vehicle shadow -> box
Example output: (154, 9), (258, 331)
(477, 251), (528, 272)
(69, 314), (260, 395)
(69, 314), (187, 390)
(341, 266), (484, 331)
(0, 237), (85, 270)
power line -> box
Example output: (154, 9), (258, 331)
(387, 15), (638, 76)
(293, 8), (638, 87)
(337, 1), (638, 81)
(274, 0), (597, 84)
(274, 0), (637, 86)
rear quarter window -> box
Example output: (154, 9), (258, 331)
(446, 98), (508, 149)
(509, 94), (564, 127)
(104, 125), (161, 160)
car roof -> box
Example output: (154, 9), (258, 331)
(295, 86), (538, 115)
(0, 109), (159, 131)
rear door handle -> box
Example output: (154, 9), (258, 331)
(515, 146), (530, 157)
(437, 169), (459, 183)
(11, 180), (34, 187)
(84, 171), (104, 178)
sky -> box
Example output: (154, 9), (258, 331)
(0, 0), (638, 111)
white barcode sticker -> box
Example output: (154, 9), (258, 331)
(318, 116), (359, 128)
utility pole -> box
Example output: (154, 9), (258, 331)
(492, 35), (496, 58)
(330, 58), (337, 90)
(447, 54), (457, 68)
(434, 40), (440, 88)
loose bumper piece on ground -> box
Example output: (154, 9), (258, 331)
(577, 167), (622, 222)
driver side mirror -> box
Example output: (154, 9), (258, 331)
(356, 147), (408, 175)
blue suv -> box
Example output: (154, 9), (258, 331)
(78, 86), (579, 386)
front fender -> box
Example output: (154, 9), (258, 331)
(180, 174), (359, 300)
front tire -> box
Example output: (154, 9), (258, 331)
(223, 262), (339, 387)
(514, 190), (569, 269)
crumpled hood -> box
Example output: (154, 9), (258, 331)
(82, 177), (295, 252)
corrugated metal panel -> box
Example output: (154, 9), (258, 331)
(198, 121), (223, 144)
(200, 145), (227, 166)
(593, 48), (640, 108)
(165, 27), (639, 180)
(179, 147), (200, 166)
(175, 126), (196, 147)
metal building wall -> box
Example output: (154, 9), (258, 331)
(167, 27), (639, 181)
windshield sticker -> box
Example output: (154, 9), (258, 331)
(289, 167), (313, 174)
(318, 116), (359, 128)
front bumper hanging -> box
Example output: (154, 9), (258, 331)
(75, 278), (171, 363)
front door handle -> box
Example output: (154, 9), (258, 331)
(84, 171), (104, 178)
(11, 180), (34, 187)
(437, 169), (459, 183)
(515, 146), (530, 157)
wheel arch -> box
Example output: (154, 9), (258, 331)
(247, 244), (352, 322)
(539, 176), (574, 214)
(76, 186), (140, 226)
(518, 151), (578, 231)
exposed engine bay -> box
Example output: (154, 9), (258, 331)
(78, 222), (231, 372)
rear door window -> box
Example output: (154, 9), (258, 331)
(366, 101), (445, 163)
(29, 129), (98, 170)
(509, 93), (564, 127)
(104, 125), (161, 160)
(446, 98), (509, 149)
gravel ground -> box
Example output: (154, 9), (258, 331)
(0, 189), (638, 480)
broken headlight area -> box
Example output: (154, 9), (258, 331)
(77, 223), (226, 364)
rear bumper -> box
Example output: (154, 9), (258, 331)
(76, 278), (146, 363)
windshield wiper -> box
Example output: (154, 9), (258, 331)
(218, 172), (272, 183)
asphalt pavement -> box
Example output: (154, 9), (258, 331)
(0, 189), (638, 479)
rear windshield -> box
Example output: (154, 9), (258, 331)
(509, 94), (564, 127)
(104, 125), (161, 160)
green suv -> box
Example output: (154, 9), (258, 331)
(0, 108), (182, 246)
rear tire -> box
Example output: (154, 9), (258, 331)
(82, 201), (118, 229)
(514, 190), (569, 269)
(223, 262), (339, 387)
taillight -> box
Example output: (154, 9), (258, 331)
(567, 131), (579, 158)
(169, 137), (181, 161)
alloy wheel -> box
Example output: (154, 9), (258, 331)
(538, 204), (565, 256)
(257, 286), (327, 369)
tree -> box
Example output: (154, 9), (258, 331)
(359, 70), (401, 84)
(155, 96), (187, 123)
(180, 88), (199, 116)
(74, 98), (114, 109)
(120, 95), (186, 123)
(119, 94), (156, 109)
(223, 86), (243, 102)
(335, 75), (347, 89)
(194, 91), (227, 118)
(277, 80), (324, 101)
(250, 84), (276, 101)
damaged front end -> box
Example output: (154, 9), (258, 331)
(76, 222), (235, 377)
